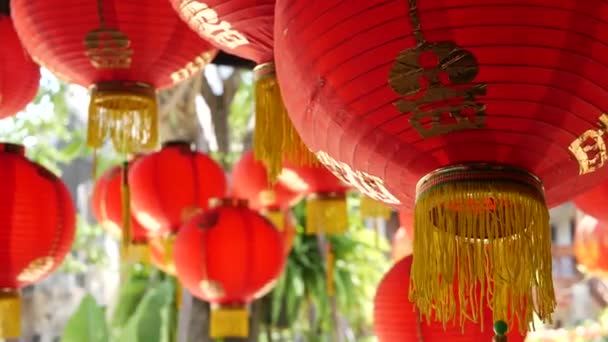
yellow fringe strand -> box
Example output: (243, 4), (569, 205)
(87, 81), (158, 155)
(0, 291), (20, 339)
(409, 164), (555, 334)
(210, 305), (249, 338)
(253, 62), (317, 182)
(120, 161), (131, 252)
(360, 195), (392, 219)
(305, 194), (348, 235)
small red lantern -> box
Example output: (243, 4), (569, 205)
(574, 215), (608, 274)
(128, 141), (227, 235)
(0, 15), (40, 119)
(0, 143), (76, 338)
(278, 163), (349, 234)
(174, 198), (285, 338)
(374, 256), (526, 341)
(169, 0), (314, 179)
(11, 0), (217, 154)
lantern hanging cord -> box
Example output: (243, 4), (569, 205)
(409, 163), (555, 334)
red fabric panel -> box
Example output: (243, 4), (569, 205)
(274, 0), (608, 212)
(10, 0), (216, 89)
(574, 181), (608, 221)
(91, 165), (149, 243)
(170, 0), (274, 64)
(0, 16), (40, 119)
(374, 256), (527, 341)
(128, 143), (227, 235)
(231, 151), (301, 210)
(173, 205), (285, 304)
(0, 144), (76, 289)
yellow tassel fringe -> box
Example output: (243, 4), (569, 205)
(0, 291), (20, 339)
(305, 194), (348, 235)
(87, 82), (158, 155)
(253, 62), (317, 182)
(409, 173), (555, 334)
(360, 196), (392, 219)
(122, 243), (151, 265)
(261, 209), (285, 232)
(210, 306), (249, 338)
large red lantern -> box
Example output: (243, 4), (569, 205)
(174, 198), (285, 338)
(128, 141), (227, 235)
(11, 0), (217, 154)
(169, 0), (314, 179)
(574, 181), (608, 221)
(278, 163), (349, 235)
(374, 256), (526, 341)
(0, 143), (76, 338)
(271, 0), (608, 329)
(574, 215), (608, 274)
(0, 15), (40, 119)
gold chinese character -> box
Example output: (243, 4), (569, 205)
(84, 28), (133, 69)
(569, 114), (608, 175)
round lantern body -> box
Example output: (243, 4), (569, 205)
(91, 164), (149, 243)
(11, 0), (217, 154)
(272, 0), (608, 327)
(174, 199), (285, 338)
(129, 141), (227, 235)
(0, 16), (40, 119)
(0, 143), (76, 338)
(574, 182), (608, 222)
(232, 150), (301, 211)
(574, 215), (608, 273)
(374, 256), (527, 342)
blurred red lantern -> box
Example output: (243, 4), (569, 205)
(0, 15), (40, 119)
(271, 0), (608, 328)
(148, 235), (177, 275)
(174, 198), (285, 338)
(374, 256), (526, 342)
(11, 0), (217, 154)
(232, 150), (300, 211)
(574, 215), (608, 274)
(278, 163), (349, 234)
(574, 182), (608, 222)
(169, 0), (313, 179)
(129, 141), (227, 235)
(0, 143), (76, 338)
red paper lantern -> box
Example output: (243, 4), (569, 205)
(574, 215), (608, 273)
(129, 141), (227, 235)
(232, 150), (300, 211)
(272, 0), (608, 328)
(11, 0), (217, 154)
(174, 198), (285, 338)
(0, 143), (76, 338)
(574, 182), (608, 221)
(278, 163), (349, 234)
(374, 256), (526, 341)
(0, 16), (40, 119)
(169, 0), (314, 178)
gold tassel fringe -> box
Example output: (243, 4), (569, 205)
(409, 164), (555, 334)
(210, 305), (249, 338)
(305, 193), (348, 235)
(253, 62), (317, 182)
(122, 243), (151, 265)
(360, 195), (392, 219)
(0, 291), (20, 339)
(87, 81), (158, 155)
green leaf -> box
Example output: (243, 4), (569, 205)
(110, 271), (150, 332)
(61, 294), (109, 342)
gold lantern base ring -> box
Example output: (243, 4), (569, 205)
(87, 81), (158, 154)
(410, 163), (555, 334)
(0, 290), (21, 339)
(209, 304), (249, 338)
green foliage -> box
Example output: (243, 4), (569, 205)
(61, 294), (110, 342)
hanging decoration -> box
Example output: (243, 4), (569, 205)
(169, 0), (316, 180)
(91, 162), (151, 263)
(148, 235), (177, 275)
(374, 256), (526, 342)
(232, 150), (301, 230)
(271, 0), (608, 330)
(574, 215), (608, 274)
(173, 198), (285, 338)
(0, 15), (40, 119)
(0, 143), (76, 339)
(10, 0), (217, 155)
